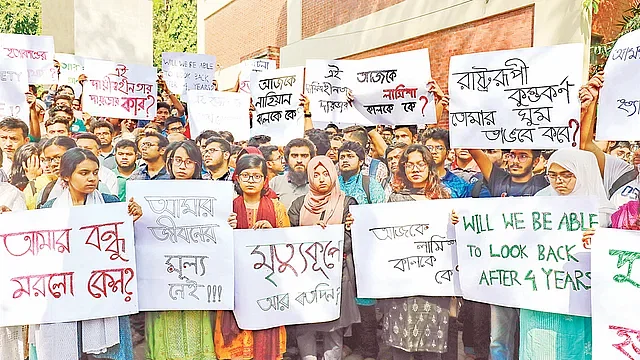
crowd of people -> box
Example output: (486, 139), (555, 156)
(0, 67), (637, 360)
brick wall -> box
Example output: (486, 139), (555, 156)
(592, 0), (635, 42)
(343, 6), (534, 127)
(204, 0), (287, 67)
(302, 0), (404, 39)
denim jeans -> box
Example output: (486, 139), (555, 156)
(490, 305), (519, 360)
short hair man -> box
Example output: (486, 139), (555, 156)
(90, 120), (117, 170)
(0, 117), (28, 175)
(247, 134), (271, 147)
(129, 133), (171, 180)
(75, 133), (119, 195)
(338, 141), (386, 205)
(270, 138), (316, 210)
(165, 116), (185, 135)
(45, 116), (71, 138)
(393, 125), (418, 145)
(53, 95), (86, 132)
(202, 137), (234, 181)
(327, 136), (343, 164)
(113, 140), (138, 201)
(304, 129), (331, 155)
(260, 145), (284, 180)
(343, 125), (389, 186)
(153, 102), (172, 128)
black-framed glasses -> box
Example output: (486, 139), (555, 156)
(239, 173), (264, 182)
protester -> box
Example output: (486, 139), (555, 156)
(270, 138), (316, 210)
(393, 125), (418, 146)
(288, 155), (360, 360)
(33, 147), (140, 360)
(382, 144), (453, 360)
(327, 136), (343, 164)
(305, 128), (331, 156)
(45, 115), (71, 137)
(26, 136), (77, 209)
(113, 140), (138, 202)
(519, 148), (615, 360)
(248, 134), (271, 147)
(90, 120), (117, 170)
(164, 116), (186, 135)
(75, 133), (119, 195)
(198, 136), (232, 181)
(9, 143), (41, 192)
(129, 133), (171, 180)
(0, 117), (29, 176)
(342, 125), (389, 185)
(218, 154), (288, 360)
(260, 144), (284, 180)
(195, 130), (221, 153)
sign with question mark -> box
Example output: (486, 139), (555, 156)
(82, 59), (158, 120)
(448, 43), (583, 149)
(0, 58), (29, 125)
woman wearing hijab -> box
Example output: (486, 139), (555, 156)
(380, 144), (452, 360)
(520, 148), (616, 360)
(36, 148), (142, 360)
(145, 140), (218, 360)
(215, 154), (288, 360)
(288, 155), (360, 360)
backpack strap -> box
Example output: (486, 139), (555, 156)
(471, 180), (484, 198)
(37, 180), (57, 209)
(609, 168), (639, 198)
(362, 175), (371, 204)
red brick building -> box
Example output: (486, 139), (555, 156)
(197, 0), (634, 126)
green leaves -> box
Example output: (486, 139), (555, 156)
(591, 3), (640, 72)
(0, 0), (41, 35)
(153, 0), (196, 68)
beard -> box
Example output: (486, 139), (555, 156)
(288, 169), (308, 187)
(340, 169), (358, 180)
(118, 163), (136, 173)
(509, 163), (534, 178)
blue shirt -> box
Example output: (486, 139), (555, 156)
(338, 172), (386, 205)
(128, 164), (171, 181)
(441, 169), (475, 199)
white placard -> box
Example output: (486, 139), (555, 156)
(304, 59), (372, 126)
(592, 228), (640, 359)
(239, 59), (276, 93)
(161, 52), (216, 97)
(0, 59), (29, 123)
(128, 180), (235, 310)
(233, 225), (344, 330)
(82, 59), (158, 120)
(250, 66), (305, 145)
(597, 30), (640, 141)
(55, 53), (84, 86)
(350, 49), (436, 125)
(0, 33), (56, 84)
(0, 203), (138, 326)
(350, 201), (461, 298)
(455, 196), (598, 316)
(448, 44), (583, 149)
(187, 90), (250, 141)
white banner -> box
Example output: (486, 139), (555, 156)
(187, 90), (250, 141)
(597, 30), (640, 141)
(128, 180), (235, 311)
(305, 59), (372, 127)
(239, 59), (276, 94)
(233, 225), (344, 330)
(161, 52), (216, 97)
(0, 33), (56, 84)
(350, 201), (461, 298)
(0, 203), (137, 326)
(0, 59), (29, 124)
(350, 49), (436, 125)
(82, 59), (158, 120)
(55, 53), (84, 86)
(455, 196), (598, 316)
(592, 228), (640, 359)
(250, 66), (305, 145)
(448, 43), (583, 149)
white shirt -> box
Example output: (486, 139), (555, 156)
(0, 183), (27, 211)
(604, 154), (640, 208)
(99, 167), (119, 195)
(1, 153), (12, 176)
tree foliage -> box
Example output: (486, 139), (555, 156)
(153, 0), (197, 68)
(583, 0), (602, 14)
(0, 0), (41, 35)
(592, 4), (640, 71)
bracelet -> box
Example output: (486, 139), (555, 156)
(304, 113), (312, 117)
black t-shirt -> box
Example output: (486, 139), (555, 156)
(485, 164), (549, 197)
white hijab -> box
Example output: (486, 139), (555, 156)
(536, 148), (617, 226)
(51, 186), (105, 208)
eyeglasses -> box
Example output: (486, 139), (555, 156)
(545, 173), (575, 183)
(140, 142), (159, 149)
(404, 162), (428, 171)
(172, 157), (197, 168)
(167, 126), (184, 133)
(42, 155), (62, 164)
(203, 148), (222, 156)
(239, 173), (264, 182)
(504, 153), (531, 162)
(426, 145), (446, 152)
